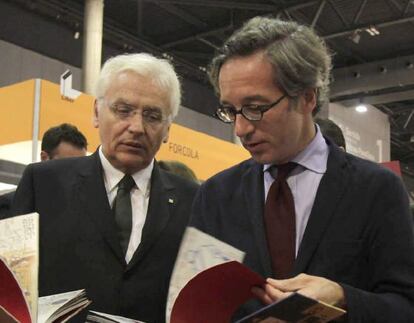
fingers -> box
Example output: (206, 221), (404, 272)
(266, 274), (346, 306)
(251, 286), (274, 305)
(251, 283), (293, 305)
(266, 274), (309, 292)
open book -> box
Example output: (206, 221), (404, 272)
(168, 227), (346, 323)
(0, 213), (91, 322)
(86, 310), (146, 323)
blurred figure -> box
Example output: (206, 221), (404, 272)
(0, 123), (87, 218)
(158, 160), (199, 183)
(314, 117), (346, 150)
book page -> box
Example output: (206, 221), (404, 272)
(0, 213), (39, 322)
(86, 311), (146, 323)
(166, 227), (245, 323)
(38, 289), (90, 323)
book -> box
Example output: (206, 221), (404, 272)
(37, 289), (91, 323)
(168, 227), (346, 323)
(86, 310), (146, 323)
(0, 213), (91, 322)
(235, 292), (346, 323)
(166, 227), (246, 323)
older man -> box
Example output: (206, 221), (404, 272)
(12, 53), (199, 323)
(190, 17), (414, 322)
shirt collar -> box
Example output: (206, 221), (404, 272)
(263, 124), (328, 174)
(99, 146), (154, 194)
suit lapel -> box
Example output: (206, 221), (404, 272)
(126, 164), (175, 270)
(293, 144), (349, 275)
(242, 161), (273, 277)
(76, 152), (125, 264)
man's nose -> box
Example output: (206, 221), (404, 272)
(234, 114), (254, 138)
(127, 113), (145, 133)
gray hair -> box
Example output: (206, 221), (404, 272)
(209, 17), (332, 113)
(96, 53), (181, 120)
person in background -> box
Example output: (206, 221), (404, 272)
(158, 160), (199, 183)
(0, 123), (87, 218)
(39, 123), (88, 160)
(190, 16), (414, 321)
(11, 53), (199, 322)
(314, 117), (346, 150)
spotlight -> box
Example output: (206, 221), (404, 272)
(353, 72), (361, 78)
(355, 104), (367, 113)
(162, 53), (173, 60)
(349, 30), (361, 44)
(406, 62), (413, 69)
(365, 25), (380, 36)
(379, 66), (387, 74)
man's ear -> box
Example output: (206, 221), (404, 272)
(93, 100), (99, 128)
(40, 151), (50, 161)
(301, 88), (317, 114)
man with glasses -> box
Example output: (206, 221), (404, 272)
(12, 53), (199, 322)
(190, 17), (414, 321)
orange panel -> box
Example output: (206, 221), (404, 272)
(1, 79), (249, 180)
(0, 80), (35, 145)
(157, 123), (249, 180)
(39, 80), (100, 151)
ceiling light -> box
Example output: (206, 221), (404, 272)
(349, 30), (361, 44)
(365, 26), (380, 36)
(355, 104), (367, 113)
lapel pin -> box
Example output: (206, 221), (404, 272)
(168, 198), (174, 204)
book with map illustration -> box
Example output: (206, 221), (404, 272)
(167, 227), (346, 323)
(0, 213), (91, 323)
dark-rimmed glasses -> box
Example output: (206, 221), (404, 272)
(214, 94), (287, 123)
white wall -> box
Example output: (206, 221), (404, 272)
(329, 102), (390, 162)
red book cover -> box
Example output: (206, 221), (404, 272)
(170, 261), (265, 323)
(0, 257), (31, 323)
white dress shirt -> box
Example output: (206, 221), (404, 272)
(99, 147), (153, 263)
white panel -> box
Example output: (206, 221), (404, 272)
(174, 106), (234, 142)
(328, 103), (390, 162)
(20, 48), (43, 81)
(0, 41), (22, 86)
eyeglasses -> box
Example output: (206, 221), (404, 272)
(108, 103), (169, 126)
(214, 94), (287, 123)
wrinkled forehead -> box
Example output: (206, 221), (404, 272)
(103, 71), (172, 113)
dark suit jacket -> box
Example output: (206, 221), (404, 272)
(0, 191), (14, 219)
(190, 140), (414, 322)
(11, 152), (199, 323)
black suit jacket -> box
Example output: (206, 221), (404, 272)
(11, 152), (199, 323)
(190, 141), (414, 322)
(0, 191), (14, 219)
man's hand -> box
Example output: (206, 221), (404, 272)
(252, 273), (346, 308)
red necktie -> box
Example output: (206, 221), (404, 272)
(264, 163), (297, 279)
